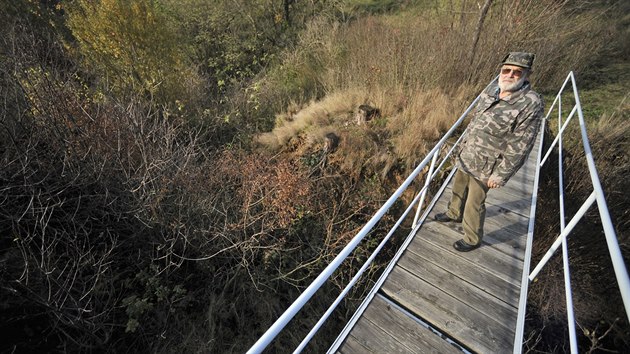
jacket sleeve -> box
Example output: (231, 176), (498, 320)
(454, 87), (495, 159)
(491, 99), (544, 185)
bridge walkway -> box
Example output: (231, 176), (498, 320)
(335, 132), (541, 353)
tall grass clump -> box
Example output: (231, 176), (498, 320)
(257, 84), (475, 177)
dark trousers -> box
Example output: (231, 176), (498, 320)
(446, 169), (489, 245)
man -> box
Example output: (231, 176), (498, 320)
(434, 52), (544, 252)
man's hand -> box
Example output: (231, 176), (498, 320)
(487, 176), (502, 189)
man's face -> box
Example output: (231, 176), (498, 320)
(498, 65), (528, 92)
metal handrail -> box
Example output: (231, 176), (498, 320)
(247, 78), (496, 354)
(512, 111), (547, 354)
(514, 71), (630, 353)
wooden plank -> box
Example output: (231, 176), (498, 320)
(394, 248), (518, 327)
(504, 170), (536, 189)
(335, 131), (542, 353)
(343, 315), (414, 353)
(417, 221), (525, 285)
(339, 334), (376, 354)
(429, 195), (529, 258)
(507, 157), (538, 183)
(490, 184), (535, 214)
(362, 295), (461, 354)
(487, 188), (533, 217)
(401, 240), (520, 306)
(382, 266), (515, 353)
(480, 210), (528, 257)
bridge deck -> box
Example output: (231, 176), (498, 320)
(335, 135), (540, 353)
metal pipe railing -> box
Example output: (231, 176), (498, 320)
(413, 151), (439, 228)
(519, 71), (630, 353)
(569, 72), (630, 322)
(528, 192), (597, 280)
(540, 105), (577, 166)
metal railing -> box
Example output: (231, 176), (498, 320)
(247, 72), (630, 354)
(513, 71), (630, 354)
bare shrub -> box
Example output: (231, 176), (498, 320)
(1, 23), (126, 351)
(274, 1), (615, 100)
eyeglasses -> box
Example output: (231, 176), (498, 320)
(501, 67), (524, 77)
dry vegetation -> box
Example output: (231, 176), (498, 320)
(1, 0), (629, 353)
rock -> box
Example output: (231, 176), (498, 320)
(324, 132), (339, 152)
(355, 104), (380, 125)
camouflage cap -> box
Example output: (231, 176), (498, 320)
(501, 52), (535, 69)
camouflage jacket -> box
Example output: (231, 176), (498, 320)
(457, 81), (544, 186)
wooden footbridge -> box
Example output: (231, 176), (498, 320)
(247, 72), (630, 354)
(331, 134), (539, 353)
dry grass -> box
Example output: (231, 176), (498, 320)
(256, 88), (366, 150)
(387, 86), (474, 167)
(287, 1), (615, 97)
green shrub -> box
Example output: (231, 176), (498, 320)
(66, 0), (203, 108)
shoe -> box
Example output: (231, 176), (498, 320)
(453, 239), (480, 252)
(434, 213), (461, 223)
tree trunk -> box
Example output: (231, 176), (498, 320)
(284, 0), (295, 26)
(469, 0), (493, 66)
(459, 0), (468, 28)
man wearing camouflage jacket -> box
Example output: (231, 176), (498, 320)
(435, 52), (544, 252)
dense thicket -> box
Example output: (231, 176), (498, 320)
(1, 0), (628, 352)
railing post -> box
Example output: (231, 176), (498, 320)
(557, 96), (579, 353)
(413, 151), (439, 228)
